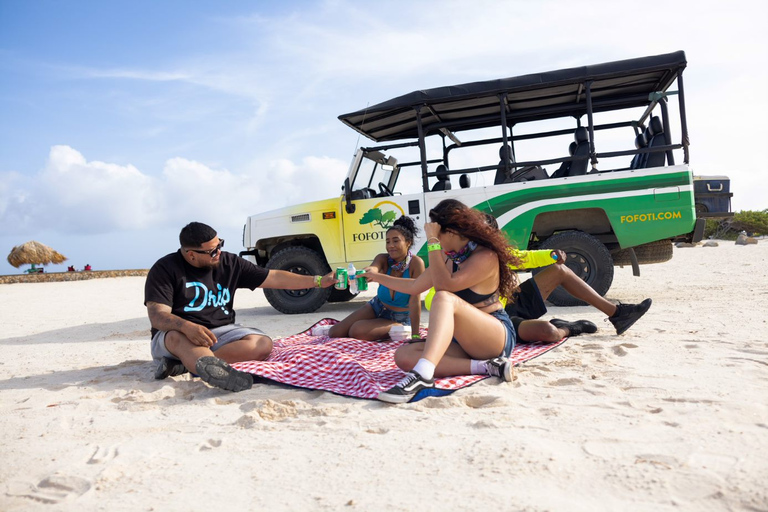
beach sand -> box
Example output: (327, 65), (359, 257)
(1, 242), (766, 511)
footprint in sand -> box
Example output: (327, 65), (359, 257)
(199, 438), (223, 451)
(548, 378), (581, 386)
(8, 474), (91, 504)
(612, 343), (638, 356)
(462, 395), (504, 409)
(86, 444), (119, 464)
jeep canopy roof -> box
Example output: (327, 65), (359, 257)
(338, 51), (687, 142)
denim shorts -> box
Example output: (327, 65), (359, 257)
(150, 323), (267, 364)
(490, 308), (517, 357)
(368, 296), (411, 325)
(450, 308), (516, 357)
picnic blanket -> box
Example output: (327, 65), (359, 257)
(233, 319), (567, 401)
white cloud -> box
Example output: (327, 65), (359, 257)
(0, 145), (349, 239)
(37, 145), (159, 232)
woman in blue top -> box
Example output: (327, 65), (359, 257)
(328, 216), (425, 341)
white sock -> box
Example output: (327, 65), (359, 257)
(470, 359), (488, 375)
(412, 358), (436, 380)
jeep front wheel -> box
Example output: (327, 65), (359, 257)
(533, 231), (614, 307)
(264, 246), (331, 314)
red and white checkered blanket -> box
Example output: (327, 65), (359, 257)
(233, 319), (567, 400)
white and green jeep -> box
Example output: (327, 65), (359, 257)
(242, 51), (705, 314)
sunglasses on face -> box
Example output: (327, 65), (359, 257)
(187, 239), (224, 257)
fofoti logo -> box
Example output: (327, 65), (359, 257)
(620, 211), (682, 223)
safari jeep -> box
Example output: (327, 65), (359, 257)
(242, 51), (704, 314)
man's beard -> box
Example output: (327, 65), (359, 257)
(200, 260), (221, 270)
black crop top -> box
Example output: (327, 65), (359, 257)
(451, 260), (498, 304)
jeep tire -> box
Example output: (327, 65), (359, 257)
(612, 239), (673, 266)
(264, 246), (331, 314)
(533, 231), (614, 307)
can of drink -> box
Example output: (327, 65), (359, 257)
(355, 270), (368, 291)
(334, 267), (348, 290)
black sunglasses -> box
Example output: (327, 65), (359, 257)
(187, 239), (224, 257)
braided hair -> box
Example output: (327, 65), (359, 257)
(387, 216), (419, 248)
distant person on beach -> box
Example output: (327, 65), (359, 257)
(328, 216), (425, 341)
(364, 199), (521, 403)
(144, 221), (336, 392)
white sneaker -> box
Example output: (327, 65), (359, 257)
(311, 325), (332, 337)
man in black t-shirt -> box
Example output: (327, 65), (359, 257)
(145, 222), (335, 392)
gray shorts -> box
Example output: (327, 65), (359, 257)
(150, 324), (268, 364)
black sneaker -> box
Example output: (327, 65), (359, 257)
(154, 357), (189, 380)
(195, 356), (253, 392)
(485, 357), (514, 382)
(609, 298), (652, 335)
(550, 319), (598, 337)
(377, 371), (434, 404)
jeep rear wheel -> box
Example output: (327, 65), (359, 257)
(533, 231), (614, 307)
(264, 246), (331, 314)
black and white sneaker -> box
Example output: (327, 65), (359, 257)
(154, 356), (189, 380)
(377, 371), (434, 404)
(485, 357), (514, 382)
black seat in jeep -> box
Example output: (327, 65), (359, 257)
(629, 131), (648, 170)
(494, 145), (514, 185)
(644, 116), (666, 168)
(551, 142), (577, 179)
(568, 127), (590, 176)
(551, 127), (589, 178)
(431, 164), (452, 191)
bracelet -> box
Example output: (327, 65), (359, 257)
(428, 243), (442, 252)
(314, 275), (323, 288)
(427, 237), (440, 244)
(411, 334), (421, 340)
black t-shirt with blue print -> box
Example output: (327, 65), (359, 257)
(144, 250), (269, 337)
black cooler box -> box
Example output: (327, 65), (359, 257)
(693, 175), (733, 218)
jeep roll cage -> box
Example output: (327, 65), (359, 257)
(339, 51), (689, 193)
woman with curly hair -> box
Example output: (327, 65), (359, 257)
(364, 199), (522, 403)
(328, 216), (425, 341)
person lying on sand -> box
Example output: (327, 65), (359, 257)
(425, 213), (652, 343)
(503, 248), (652, 341)
(144, 222), (336, 392)
(487, 212), (651, 340)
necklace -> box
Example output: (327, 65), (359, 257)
(445, 241), (477, 265)
(388, 251), (412, 272)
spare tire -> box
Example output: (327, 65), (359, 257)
(612, 240), (673, 266)
(263, 246), (331, 314)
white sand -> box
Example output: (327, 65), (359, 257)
(1, 242), (767, 511)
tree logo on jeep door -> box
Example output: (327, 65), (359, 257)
(358, 201), (404, 229)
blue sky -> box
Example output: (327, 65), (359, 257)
(1, 0), (767, 274)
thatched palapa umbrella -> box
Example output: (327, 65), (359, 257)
(7, 241), (68, 273)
